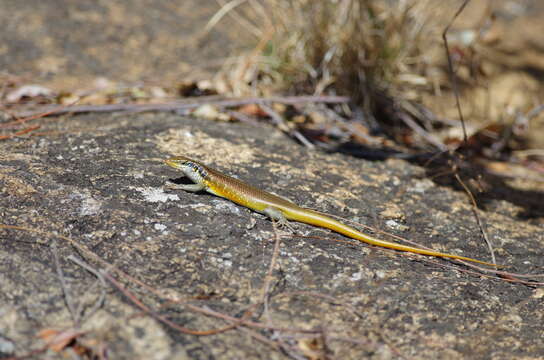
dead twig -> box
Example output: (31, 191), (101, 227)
(262, 221), (282, 324)
(442, 0), (471, 144)
(260, 103), (315, 149)
(453, 172), (497, 266)
(0, 100), (79, 128)
(0, 125), (41, 140)
(417, 257), (544, 286)
(397, 111), (447, 151)
(67, 255), (107, 323)
(13, 95), (350, 119)
(51, 241), (79, 324)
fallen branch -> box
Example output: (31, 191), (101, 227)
(13, 95), (351, 119)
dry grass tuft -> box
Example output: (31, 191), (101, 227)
(216, 0), (444, 111)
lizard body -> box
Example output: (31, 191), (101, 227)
(164, 156), (497, 266)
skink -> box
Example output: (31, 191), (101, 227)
(164, 155), (497, 266)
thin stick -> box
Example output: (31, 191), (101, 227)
(418, 256), (544, 286)
(13, 95), (351, 119)
(0, 125), (41, 140)
(262, 221), (283, 324)
(67, 255), (107, 323)
(51, 241), (79, 324)
(1, 99), (79, 129)
(454, 172), (497, 266)
(260, 103), (315, 149)
(397, 112), (447, 151)
(442, 0), (471, 144)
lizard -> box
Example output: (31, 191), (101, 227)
(164, 155), (498, 267)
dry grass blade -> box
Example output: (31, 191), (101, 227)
(205, 0), (261, 37)
(442, 0), (471, 144)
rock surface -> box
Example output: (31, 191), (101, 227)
(2, 112), (543, 359)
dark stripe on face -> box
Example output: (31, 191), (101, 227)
(187, 161), (208, 179)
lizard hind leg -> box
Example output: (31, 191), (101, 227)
(263, 207), (296, 233)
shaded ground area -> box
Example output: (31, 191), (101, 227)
(1, 1), (544, 359)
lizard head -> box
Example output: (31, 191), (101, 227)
(164, 156), (208, 183)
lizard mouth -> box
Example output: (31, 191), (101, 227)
(164, 158), (180, 169)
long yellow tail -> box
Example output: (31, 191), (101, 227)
(284, 207), (499, 267)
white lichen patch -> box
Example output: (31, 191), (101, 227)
(131, 186), (180, 202)
(153, 223), (167, 232)
(80, 196), (102, 216)
(350, 270), (364, 281)
(385, 219), (410, 232)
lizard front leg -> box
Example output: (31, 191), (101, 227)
(165, 183), (206, 192)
